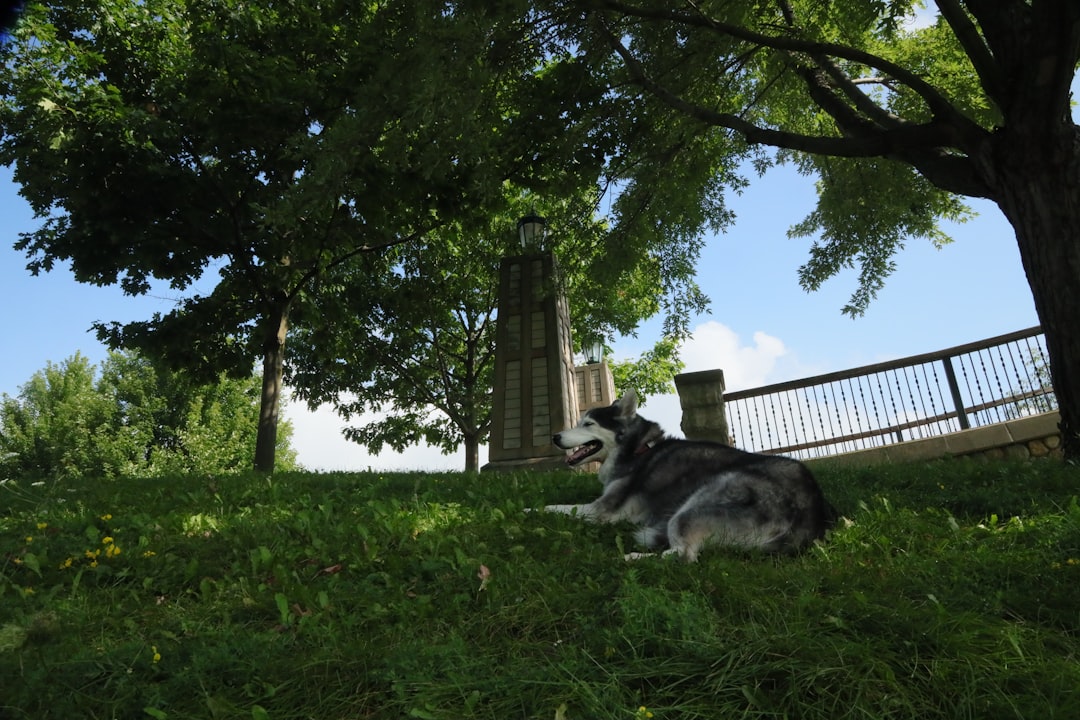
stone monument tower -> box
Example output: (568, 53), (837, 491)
(482, 216), (580, 471)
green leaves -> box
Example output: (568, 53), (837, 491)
(0, 350), (298, 480)
(532, 0), (1006, 317)
(609, 336), (685, 403)
(790, 155), (973, 315)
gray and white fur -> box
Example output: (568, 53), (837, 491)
(545, 390), (837, 561)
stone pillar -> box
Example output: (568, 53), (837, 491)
(674, 369), (730, 445)
(573, 360), (616, 412)
(482, 251), (579, 471)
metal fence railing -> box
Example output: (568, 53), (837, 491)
(723, 326), (1057, 460)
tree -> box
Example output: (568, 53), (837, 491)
(287, 190), (688, 472)
(0, 353), (112, 480)
(288, 219), (499, 473)
(3, 0), (792, 473)
(0, 351), (297, 480)
(96, 350), (300, 475)
(534, 0), (1080, 458)
(0, 0), (574, 472)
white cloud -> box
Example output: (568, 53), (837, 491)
(624, 321), (793, 438)
(677, 321), (788, 390)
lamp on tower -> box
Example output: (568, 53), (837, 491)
(585, 339), (604, 365)
(517, 214), (547, 250)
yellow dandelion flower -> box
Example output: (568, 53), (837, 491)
(1067, 558), (1079, 566)
(102, 536), (114, 545)
(100, 514), (112, 521)
(89, 560), (98, 568)
(22, 586), (34, 596)
(25, 536), (33, 544)
(58, 557), (74, 570)
(36, 522), (48, 530)
(152, 645), (161, 663)
(85, 549), (100, 560)
(142, 551), (156, 558)
(13, 557), (22, 565)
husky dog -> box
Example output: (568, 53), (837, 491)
(545, 390), (836, 561)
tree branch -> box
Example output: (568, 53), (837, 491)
(595, 0), (986, 143)
(934, 0), (1004, 108)
(805, 52), (905, 129)
(594, 20), (958, 159)
(892, 147), (995, 198)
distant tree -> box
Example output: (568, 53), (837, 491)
(0, 351), (297, 480)
(0, 353), (112, 480)
(97, 351), (300, 475)
(537, 0), (1080, 457)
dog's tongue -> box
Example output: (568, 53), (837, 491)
(565, 444), (594, 465)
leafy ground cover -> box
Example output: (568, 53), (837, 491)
(2, 458), (1079, 719)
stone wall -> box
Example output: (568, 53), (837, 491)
(807, 411), (1062, 467)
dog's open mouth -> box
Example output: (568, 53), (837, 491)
(565, 440), (603, 466)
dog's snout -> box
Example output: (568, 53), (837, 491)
(552, 433), (561, 446)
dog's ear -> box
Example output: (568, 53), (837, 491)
(616, 389), (639, 418)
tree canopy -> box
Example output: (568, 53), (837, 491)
(1, 0), (717, 471)
(531, 0), (1080, 457)
(9, 0), (1076, 466)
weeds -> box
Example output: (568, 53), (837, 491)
(2, 460), (1079, 719)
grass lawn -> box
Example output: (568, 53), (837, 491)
(2, 458), (1079, 719)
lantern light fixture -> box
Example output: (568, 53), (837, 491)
(517, 214), (547, 249)
(585, 340), (604, 364)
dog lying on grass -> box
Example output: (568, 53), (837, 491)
(542, 390), (836, 561)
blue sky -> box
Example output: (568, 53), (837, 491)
(0, 156), (1039, 471)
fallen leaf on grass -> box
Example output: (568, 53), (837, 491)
(477, 564), (491, 592)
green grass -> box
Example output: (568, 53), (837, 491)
(2, 458), (1079, 719)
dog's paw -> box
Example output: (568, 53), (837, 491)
(662, 547), (699, 563)
(542, 504), (591, 517)
(625, 549), (695, 562)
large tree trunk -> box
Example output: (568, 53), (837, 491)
(254, 300), (290, 473)
(988, 127), (1080, 459)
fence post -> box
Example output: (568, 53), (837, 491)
(942, 357), (971, 430)
(674, 369), (731, 444)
